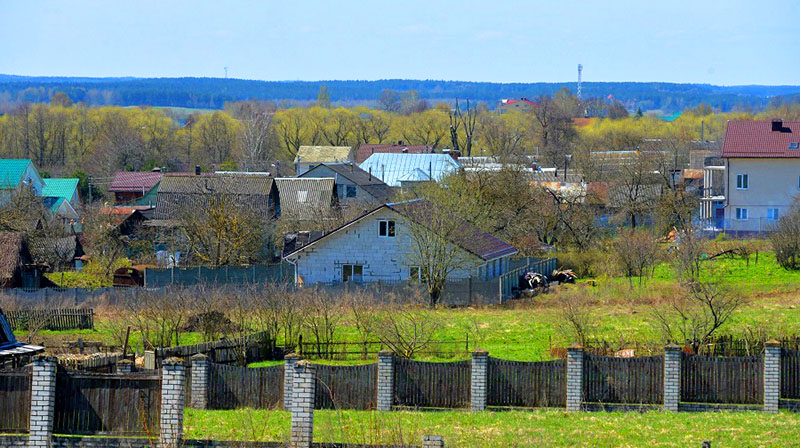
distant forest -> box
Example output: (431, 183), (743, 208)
(1, 75), (800, 113)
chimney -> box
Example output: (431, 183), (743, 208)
(772, 119), (783, 132)
(369, 166), (372, 181)
(195, 165), (201, 176)
(350, 162), (354, 172)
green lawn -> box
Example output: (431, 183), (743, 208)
(185, 409), (800, 447)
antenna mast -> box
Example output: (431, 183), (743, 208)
(577, 64), (583, 100)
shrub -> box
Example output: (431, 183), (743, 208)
(770, 209), (800, 270)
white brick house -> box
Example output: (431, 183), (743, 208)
(283, 200), (517, 285)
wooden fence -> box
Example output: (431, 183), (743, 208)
(782, 349), (800, 399)
(5, 309), (94, 331)
(53, 370), (161, 436)
(681, 354), (763, 404)
(315, 363), (377, 410)
(393, 359), (471, 409)
(298, 337), (470, 361)
(0, 368), (31, 433)
(487, 358), (565, 408)
(57, 354), (128, 373)
(155, 331), (275, 366)
(583, 355), (663, 404)
(207, 363), (283, 410)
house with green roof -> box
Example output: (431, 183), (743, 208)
(0, 159), (45, 195)
(42, 178), (80, 207)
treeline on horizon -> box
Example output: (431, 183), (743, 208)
(2, 75), (800, 113)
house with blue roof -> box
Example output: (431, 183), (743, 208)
(0, 159), (45, 196)
(42, 178), (80, 208)
(359, 153), (462, 188)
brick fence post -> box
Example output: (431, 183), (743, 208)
(566, 345), (584, 412)
(190, 354), (209, 409)
(290, 361), (315, 448)
(116, 358), (133, 374)
(284, 353), (299, 410)
(423, 435), (444, 448)
(377, 350), (394, 411)
(28, 355), (57, 448)
(764, 340), (781, 413)
(664, 344), (682, 412)
(159, 358), (185, 448)
(471, 349), (488, 412)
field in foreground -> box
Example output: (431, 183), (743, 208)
(184, 409), (800, 447)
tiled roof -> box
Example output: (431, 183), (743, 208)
(722, 120), (800, 158)
(28, 236), (83, 266)
(299, 163), (393, 202)
(0, 159), (33, 189)
(153, 174), (275, 221)
(275, 178), (336, 221)
(42, 178), (79, 201)
(109, 171), (164, 193)
(294, 146), (353, 164)
(359, 153), (461, 187)
(355, 144), (433, 164)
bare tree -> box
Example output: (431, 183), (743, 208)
(236, 104), (277, 171)
(769, 205), (800, 270)
(556, 290), (596, 347)
(449, 99), (479, 156)
(375, 304), (441, 358)
(299, 289), (342, 359)
(670, 225), (707, 284)
(612, 229), (661, 287)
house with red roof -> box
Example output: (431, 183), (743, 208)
(283, 199), (517, 285)
(109, 170), (163, 205)
(498, 97), (540, 114)
(720, 119), (800, 232)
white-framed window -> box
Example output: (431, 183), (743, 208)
(736, 174), (748, 190)
(298, 190), (308, 203)
(409, 265), (421, 282)
(735, 207), (748, 220)
(342, 264), (363, 282)
(378, 220), (396, 237)
(767, 208), (780, 221)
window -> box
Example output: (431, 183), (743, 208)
(768, 208), (780, 221)
(346, 185), (357, 198)
(342, 264), (363, 282)
(736, 174), (748, 190)
(735, 207), (748, 220)
(789, 142), (799, 150)
(298, 190), (308, 203)
(409, 266), (421, 282)
(378, 220), (396, 237)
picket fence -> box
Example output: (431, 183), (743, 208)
(487, 358), (565, 408)
(4, 309), (94, 331)
(0, 368), (30, 433)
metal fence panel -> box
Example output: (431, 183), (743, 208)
(782, 349), (800, 399)
(487, 358), (565, 408)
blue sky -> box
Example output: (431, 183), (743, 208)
(1, 0), (798, 85)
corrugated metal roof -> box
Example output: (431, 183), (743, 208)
(722, 120), (800, 158)
(109, 171), (164, 193)
(0, 159), (34, 189)
(294, 146), (353, 164)
(275, 178), (336, 221)
(355, 144), (433, 163)
(359, 153), (461, 187)
(153, 174), (275, 221)
(42, 178), (79, 201)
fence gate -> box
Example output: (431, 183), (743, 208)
(0, 368), (31, 433)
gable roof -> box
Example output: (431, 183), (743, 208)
(359, 153), (462, 187)
(29, 236), (84, 266)
(722, 120), (800, 158)
(275, 178), (336, 221)
(294, 146), (353, 164)
(355, 144), (433, 164)
(153, 173), (275, 221)
(42, 178), (79, 202)
(0, 159), (38, 190)
(299, 163), (393, 202)
(284, 199), (517, 261)
(109, 171), (164, 193)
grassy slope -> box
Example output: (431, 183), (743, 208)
(185, 409), (800, 447)
(17, 251), (800, 364)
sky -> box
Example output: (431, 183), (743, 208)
(1, 0), (799, 85)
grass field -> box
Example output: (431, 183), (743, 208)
(13, 250), (800, 365)
(184, 408), (800, 447)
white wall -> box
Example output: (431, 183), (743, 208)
(288, 208), (488, 284)
(725, 158), (800, 231)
